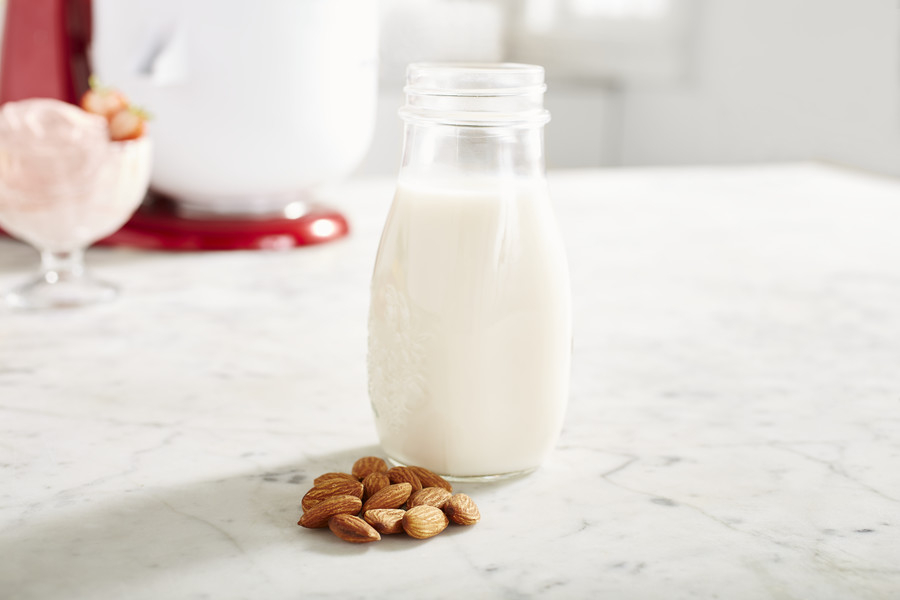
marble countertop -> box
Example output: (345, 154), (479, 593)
(2, 163), (899, 599)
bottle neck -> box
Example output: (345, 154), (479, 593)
(399, 122), (547, 184)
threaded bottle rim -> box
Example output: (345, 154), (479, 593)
(400, 62), (551, 127)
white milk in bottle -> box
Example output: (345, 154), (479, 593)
(368, 64), (571, 479)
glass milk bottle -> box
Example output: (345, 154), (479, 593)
(368, 63), (571, 480)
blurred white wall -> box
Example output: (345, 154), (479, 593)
(360, 0), (900, 177)
(620, 0), (900, 176)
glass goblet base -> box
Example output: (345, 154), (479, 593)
(5, 249), (118, 309)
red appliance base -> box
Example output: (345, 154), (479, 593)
(95, 193), (350, 251)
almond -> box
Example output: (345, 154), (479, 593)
(361, 482), (412, 513)
(363, 509), (406, 535)
(301, 478), (364, 511)
(402, 505), (449, 539)
(298, 494), (362, 529)
(407, 487), (452, 510)
(444, 493), (480, 525)
(328, 514), (381, 543)
(313, 472), (357, 486)
(362, 471), (391, 502)
(408, 466), (453, 492)
(387, 466), (423, 492)
(352, 456), (388, 480)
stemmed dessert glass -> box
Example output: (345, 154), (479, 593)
(0, 99), (152, 309)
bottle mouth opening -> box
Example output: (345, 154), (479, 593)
(401, 62), (550, 127)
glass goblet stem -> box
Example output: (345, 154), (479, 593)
(40, 249), (85, 283)
(5, 246), (117, 309)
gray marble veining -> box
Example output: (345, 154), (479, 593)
(1, 164), (899, 599)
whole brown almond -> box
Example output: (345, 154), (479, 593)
(402, 505), (449, 539)
(408, 466), (453, 492)
(363, 509), (406, 535)
(362, 472), (391, 502)
(387, 466), (423, 492)
(328, 514), (381, 543)
(352, 456), (388, 480)
(361, 482), (413, 513)
(444, 493), (480, 525)
(313, 472), (357, 486)
(407, 487), (452, 510)
(298, 494), (362, 529)
(301, 478), (364, 511)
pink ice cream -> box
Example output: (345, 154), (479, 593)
(0, 98), (151, 252)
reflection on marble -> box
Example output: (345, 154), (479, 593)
(1, 164), (899, 599)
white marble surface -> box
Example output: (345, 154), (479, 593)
(2, 163), (900, 599)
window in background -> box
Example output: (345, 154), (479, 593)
(509, 0), (695, 85)
(378, 0), (694, 86)
(570, 0), (671, 19)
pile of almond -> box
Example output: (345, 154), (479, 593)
(297, 456), (480, 543)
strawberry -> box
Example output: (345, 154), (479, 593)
(108, 107), (149, 141)
(80, 76), (129, 121)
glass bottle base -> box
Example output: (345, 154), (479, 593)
(386, 457), (537, 483)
